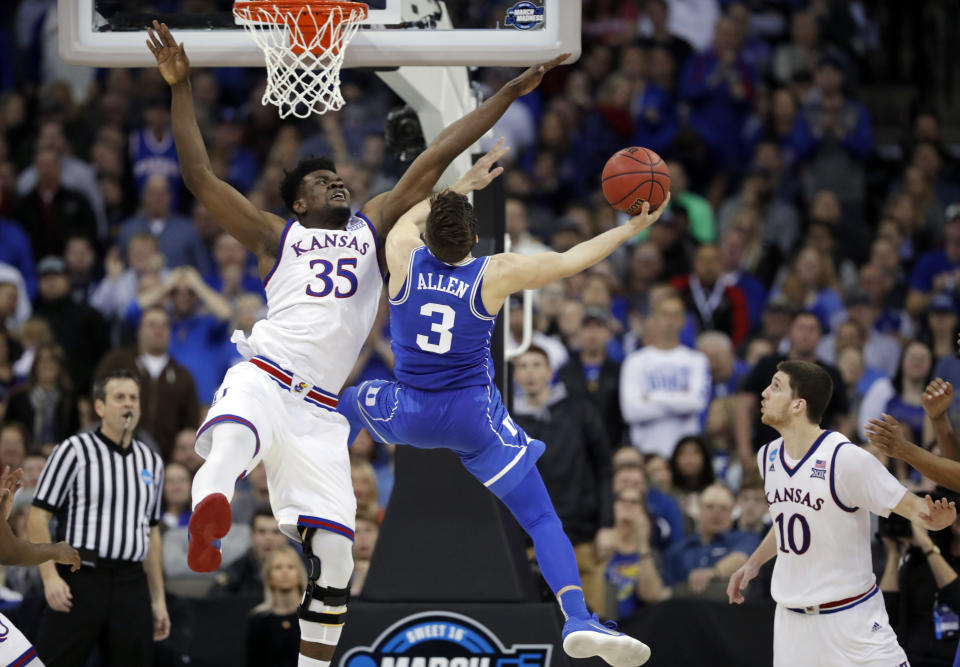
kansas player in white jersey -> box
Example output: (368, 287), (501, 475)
(338, 162), (669, 665)
(148, 21), (567, 666)
(727, 360), (956, 666)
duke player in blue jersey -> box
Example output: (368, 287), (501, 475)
(340, 158), (669, 666)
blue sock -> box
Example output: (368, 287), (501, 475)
(558, 588), (590, 621)
(499, 468), (590, 620)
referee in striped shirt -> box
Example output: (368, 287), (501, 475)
(27, 369), (171, 666)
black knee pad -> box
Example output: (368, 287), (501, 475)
(298, 526), (350, 625)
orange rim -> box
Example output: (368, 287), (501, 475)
(233, 1), (369, 55)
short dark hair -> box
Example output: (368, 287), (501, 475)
(425, 190), (477, 263)
(792, 310), (823, 331)
(776, 360), (833, 424)
(0, 421), (30, 450)
(250, 506), (276, 530)
(517, 344), (550, 365)
(140, 304), (169, 324)
(280, 156), (336, 213)
(92, 369), (140, 403)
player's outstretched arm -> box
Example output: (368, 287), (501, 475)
(923, 378), (960, 462)
(0, 468), (79, 569)
(384, 141), (509, 292)
(727, 527), (776, 605)
(0, 514), (80, 570)
(147, 21), (285, 261)
(893, 493), (957, 532)
(367, 54), (568, 235)
(867, 414), (960, 491)
(483, 195), (670, 306)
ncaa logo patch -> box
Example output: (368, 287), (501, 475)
(141, 469), (153, 486)
(505, 1), (545, 30)
(339, 611), (551, 667)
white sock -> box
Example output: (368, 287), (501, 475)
(191, 422), (255, 506)
(297, 656), (329, 667)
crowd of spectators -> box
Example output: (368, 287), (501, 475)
(1, 0), (960, 664)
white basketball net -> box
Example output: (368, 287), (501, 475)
(233, 2), (366, 118)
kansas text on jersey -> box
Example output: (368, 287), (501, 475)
(234, 214), (383, 395)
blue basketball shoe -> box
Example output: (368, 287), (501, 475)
(562, 614), (651, 666)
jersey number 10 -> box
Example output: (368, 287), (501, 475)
(775, 512), (811, 555)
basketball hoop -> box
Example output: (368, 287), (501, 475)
(233, 1), (369, 118)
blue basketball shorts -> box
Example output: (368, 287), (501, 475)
(339, 379), (545, 498)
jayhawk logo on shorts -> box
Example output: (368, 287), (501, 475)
(294, 382), (308, 394)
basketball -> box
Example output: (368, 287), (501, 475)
(601, 147), (671, 214)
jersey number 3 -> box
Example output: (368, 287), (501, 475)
(417, 303), (455, 354)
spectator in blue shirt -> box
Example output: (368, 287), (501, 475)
(634, 484), (761, 603)
(203, 231), (263, 300)
(631, 46), (678, 158)
(128, 266), (231, 405)
(679, 16), (756, 171)
(604, 485), (652, 620)
(212, 108), (260, 194)
(129, 95), (181, 210)
(0, 217), (36, 299)
(117, 175), (212, 274)
(906, 212), (960, 320)
(613, 453), (685, 553)
(793, 57), (874, 216)
(718, 227), (768, 330)
(663, 484), (760, 592)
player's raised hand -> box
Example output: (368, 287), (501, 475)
(452, 138), (509, 194)
(918, 495), (957, 531)
(727, 560), (758, 605)
(922, 378), (954, 420)
(623, 192), (671, 236)
(147, 20), (190, 86)
(508, 53), (570, 97)
(0, 466), (23, 520)
(865, 414), (914, 460)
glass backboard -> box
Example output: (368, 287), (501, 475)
(59, 0), (581, 68)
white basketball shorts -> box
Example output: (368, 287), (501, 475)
(196, 358), (356, 543)
(0, 612), (42, 665)
(774, 591), (909, 666)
